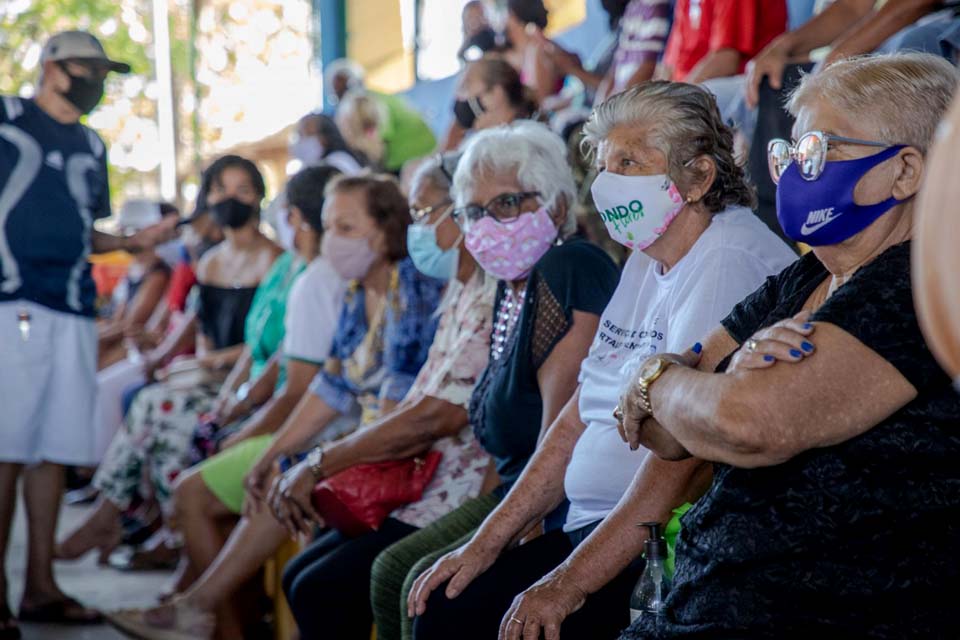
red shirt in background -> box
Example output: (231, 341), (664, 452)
(664, 0), (788, 81)
(166, 261), (196, 313)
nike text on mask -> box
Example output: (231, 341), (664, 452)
(590, 171), (685, 250)
(776, 145), (906, 246)
(407, 208), (460, 280)
(290, 137), (325, 165)
(321, 232), (378, 281)
(210, 198), (256, 229)
(57, 62), (104, 114)
(464, 206), (556, 281)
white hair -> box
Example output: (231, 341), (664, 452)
(324, 58), (365, 93)
(453, 120), (577, 236)
(789, 53), (959, 154)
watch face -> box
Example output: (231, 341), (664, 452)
(640, 357), (664, 381)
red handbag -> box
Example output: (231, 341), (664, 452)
(311, 451), (442, 537)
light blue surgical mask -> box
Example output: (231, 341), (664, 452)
(407, 207), (460, 280)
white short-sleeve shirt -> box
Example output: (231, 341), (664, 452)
(283, 256), (347, 364)
(564, 207), (798, 532)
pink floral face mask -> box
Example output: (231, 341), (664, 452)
(464, 207), (558, 281)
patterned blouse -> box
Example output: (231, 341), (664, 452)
(308, 258), (444, 423)
(392, 272), (497, 528)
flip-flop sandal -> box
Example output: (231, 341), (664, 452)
(17, 597), (102, 625)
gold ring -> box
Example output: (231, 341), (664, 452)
(746, 339), (758, 352)
(510, 616), (523, 625)
(613, 406), (623, 422)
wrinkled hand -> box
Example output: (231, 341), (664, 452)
(499, 572), (587, 640)
(744, 36), (791, 108)
(728, 311), (815, 373)
(617, 347), (701, 451)
(408, 540), (500, 618)
(241, 456), (275, 516)
(267, 460), (321, 537)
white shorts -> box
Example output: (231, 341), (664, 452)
(0, 300), (99, 466)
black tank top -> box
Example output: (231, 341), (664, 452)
(196, 284), (258, 350)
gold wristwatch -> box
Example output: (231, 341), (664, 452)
(635, 356), (674, 416)
(307, 445), (325, 479)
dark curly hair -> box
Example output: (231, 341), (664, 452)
(582, 81), (756, 214)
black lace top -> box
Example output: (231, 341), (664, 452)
(469, 237), (619, 490)
(623, 242), (960, 639)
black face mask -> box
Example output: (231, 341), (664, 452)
(57, 62), (104, 115)
(453, 96), (485, 130)
(210, 198), (256, 229)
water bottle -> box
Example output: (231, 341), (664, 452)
(629, 522), (671, 623)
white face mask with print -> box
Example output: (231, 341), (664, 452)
(590, 171), (686, 252)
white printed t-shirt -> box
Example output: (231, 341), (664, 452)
(283, 256), (347, 365)
(563, 206), (797, 531)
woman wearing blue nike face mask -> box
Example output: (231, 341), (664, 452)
(612, 54), (960, 640)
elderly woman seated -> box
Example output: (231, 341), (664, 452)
(589, 53), (960, 639)
(407, 81), (796, 640)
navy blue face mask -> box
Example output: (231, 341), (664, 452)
(776, 145), (907, 246)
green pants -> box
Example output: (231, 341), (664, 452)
(370, 493), (501, 640)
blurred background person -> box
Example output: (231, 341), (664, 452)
(55, 155), (281, 569)
(288, 112), (365, 176)
(0, 30), (175, 630)
(443, 57), (538, 152)
(324, 58), (365, 109)
(504, 0), (565, 103)
(660, 0), (788, 84)
(335, 91), (437, 175)
(97, 200), (174, 372)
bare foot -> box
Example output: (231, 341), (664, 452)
(55, 499), (122, 563)
(106, 597), (214, 640)
(159, 555), (197, 603)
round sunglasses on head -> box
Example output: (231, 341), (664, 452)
(767, 130), (896, 184)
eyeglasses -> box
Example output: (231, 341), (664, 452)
(767, 131), (895, 184)
(409, 200), (452, 225)
(451, 191), (542, 232)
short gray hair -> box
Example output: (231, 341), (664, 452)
(789, 53), (959, 154)
(411, 152), (462, 194)
(582, 81), (755, 213)
(453, 120), (578, 235)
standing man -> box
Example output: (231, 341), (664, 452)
(0, 31), (169, 631)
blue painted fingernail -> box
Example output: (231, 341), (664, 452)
(790, 349), (802, 358)
(692, 342), (703, 354)
(801, 341), (814, 352)
(763, 354), (775, 362)
(803, 323), (813, 330)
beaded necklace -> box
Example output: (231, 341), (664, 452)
(490, 284), (526, 361)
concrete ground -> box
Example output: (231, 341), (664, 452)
(5, 496), (171, 639)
